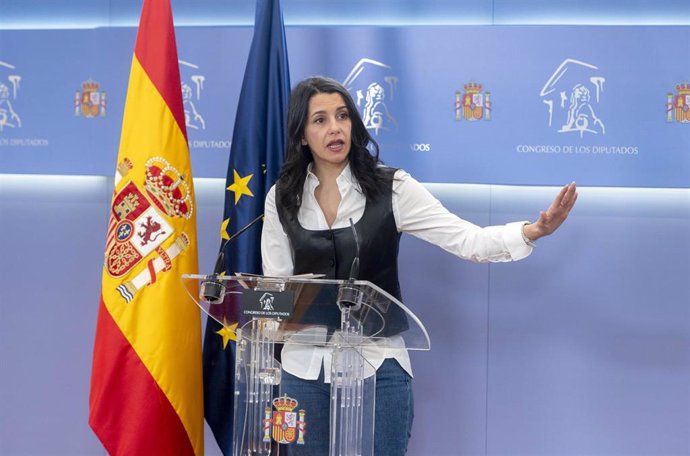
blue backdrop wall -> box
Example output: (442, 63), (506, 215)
(2, 26), (689, 186)
(1, 1), (689, 455)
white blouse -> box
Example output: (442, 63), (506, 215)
(261, 164), (533, 381)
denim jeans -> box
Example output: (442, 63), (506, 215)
(280, 358), (414, 456)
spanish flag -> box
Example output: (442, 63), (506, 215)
(89, 0), (203, 455)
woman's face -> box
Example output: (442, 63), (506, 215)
(302, 92), (352, 173)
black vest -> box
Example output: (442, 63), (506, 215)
(276, 168), (407, 334)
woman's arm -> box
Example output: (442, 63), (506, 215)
(392, 170), (532, 262)
(261, 186), (295, 276)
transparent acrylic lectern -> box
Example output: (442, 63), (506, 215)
(183, 274), (430, 456)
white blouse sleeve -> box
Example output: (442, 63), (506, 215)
(261, 185), (295, 276)
(392, 169), (533, 262)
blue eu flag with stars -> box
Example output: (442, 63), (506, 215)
(202, 0), (290, 453)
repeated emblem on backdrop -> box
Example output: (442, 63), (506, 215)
(0, 61), (22, 132)
(540, 58), (607, 137)
(104, 156), (193, 303)
(179, 59), (206, 130)
(455, 83), (491, 121)
(263, 395), (306, 445)
(667, 83), (690, 123)
(344, 58), (399, 136)
(75, 80), (106, 117)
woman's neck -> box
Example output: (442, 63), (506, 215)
(312, 161), (347, 185)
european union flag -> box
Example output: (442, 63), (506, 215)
(202, 0), (290, 454)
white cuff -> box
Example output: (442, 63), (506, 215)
(504, 221), (535, 260)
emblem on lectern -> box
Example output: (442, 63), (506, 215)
(263, 395), (306, 445)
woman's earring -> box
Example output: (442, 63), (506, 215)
(301, 139), (307, 146)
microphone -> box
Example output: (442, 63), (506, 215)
(337, 218), (365, 310)
(348, 217), (360, 281)
(200, 213), (264, 304)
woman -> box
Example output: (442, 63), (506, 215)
(261, 76), (577, 456)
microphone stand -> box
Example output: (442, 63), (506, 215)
(200, 213), (264, 304)
(332, 218), (366, 456)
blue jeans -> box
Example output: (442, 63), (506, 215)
(280, 358), (414, 456)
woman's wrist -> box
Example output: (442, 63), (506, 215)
(522, 223), (541, 243)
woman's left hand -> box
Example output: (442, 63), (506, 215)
(523, 182), (578, 242)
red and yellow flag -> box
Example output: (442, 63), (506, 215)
(89, 0), (203, 454)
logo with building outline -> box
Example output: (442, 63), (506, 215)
(0, 61), (22, 132)
(179, 59), (206, 130)
(260, 292), (275, 311)
(343, 58), (399, 135)
(540, 58), (606, 138)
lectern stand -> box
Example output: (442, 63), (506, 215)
(183, 274), (430, 456)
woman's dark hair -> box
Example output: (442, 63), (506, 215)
(276, 76), (388, 218)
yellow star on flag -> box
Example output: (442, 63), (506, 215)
(226, 170), (254, 205)
(220, 218), (231, 241)
(216, 321), (238, 349)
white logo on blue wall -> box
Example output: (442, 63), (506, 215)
(540, 59), (606, 138)
(179, 59), (206, 130)
(343, 58), (399, 135)
(0, 61), (22, 132)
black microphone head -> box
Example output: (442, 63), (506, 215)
(337, 282), (365, 311)
(201, 252), (226, 304)
(199, 251), (225, 304)
(200, 279), (225, 304)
